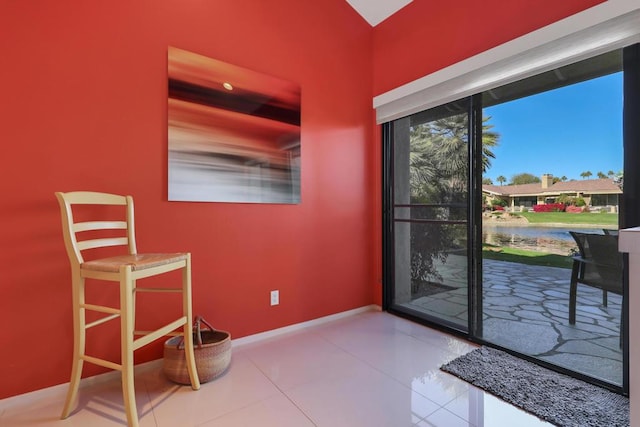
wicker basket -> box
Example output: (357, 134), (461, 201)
(163, 316), (231, 384)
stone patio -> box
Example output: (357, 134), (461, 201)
(404, 258), (623, 385)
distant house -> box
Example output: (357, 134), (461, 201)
(483, 174), (622, 212)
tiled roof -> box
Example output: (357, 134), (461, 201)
(483, 178), (621, 197)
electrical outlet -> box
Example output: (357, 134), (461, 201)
(270, 290), (279, 306)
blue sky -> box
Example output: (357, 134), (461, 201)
(483, 72), (623, 184)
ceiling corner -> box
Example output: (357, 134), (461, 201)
(345, 0), (413, 27)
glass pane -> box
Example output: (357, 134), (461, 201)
(481, 51), (623, 387)
(394, 222), (468, 328)
(391, 103), (469, 331)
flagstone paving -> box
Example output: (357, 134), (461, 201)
(405, 258), (622, 385)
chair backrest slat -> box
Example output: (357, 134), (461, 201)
(73, 221), (127, 233)
(77, 237), (130, 251)
(55, 191), (138, 266)
(62, 191), (127, 205)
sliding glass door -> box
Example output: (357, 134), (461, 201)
(385, 100), (474, 331)
(383, 44), (639, 393)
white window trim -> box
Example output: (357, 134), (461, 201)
(373, 0), (640, 124)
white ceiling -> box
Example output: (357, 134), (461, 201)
(346, 0), (413, 26)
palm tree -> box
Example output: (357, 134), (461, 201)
(597, 171), (607, 179)
(580, 171), (592, 179)
(409, 114), (499, 201)
(482, 117), (499, 173)
(561, 176), (568, 181)
(608, 170), (616, 177)
(497, 175), (506, 186)
(408, 113), (500, 283)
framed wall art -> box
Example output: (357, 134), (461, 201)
(168, 47), (301, 203)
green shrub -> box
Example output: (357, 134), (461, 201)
(557, 194), (573, 205)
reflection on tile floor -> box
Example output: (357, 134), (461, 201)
(406, 259), (622, 385)
(0, 310), (554, 426)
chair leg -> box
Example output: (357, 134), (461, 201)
(603, 290), (608, 307)
(120, 267), (139, 427)
(569, 261), (579, 324)
(183, 254), (200, 390)
(121, 357), (138, 427)
(61, 275), (85, 419)
(61, 356), (84, 419)
(132, 278), (137, 331)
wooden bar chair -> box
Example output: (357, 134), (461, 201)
(55, 191), (200, 427)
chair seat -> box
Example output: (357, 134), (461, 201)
(82, 253), (188, 272)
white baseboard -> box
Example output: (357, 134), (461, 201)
(231, 304), (380, 347)
(0, 304), (380, 412)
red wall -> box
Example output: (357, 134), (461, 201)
(0, 0), (608, 400)
(0, 0), (375, 399)
(372, 0), (606, 96)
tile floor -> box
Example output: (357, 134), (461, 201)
(0, 310), (555, 426)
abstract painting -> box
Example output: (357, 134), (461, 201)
(168, 47), (301, 203)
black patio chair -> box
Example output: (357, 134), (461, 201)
(568, 233), (623, 339)
(569, 231), (608, 308)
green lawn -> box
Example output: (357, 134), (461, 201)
(482, 245), (573, 269)
(515, 211), (618, 226)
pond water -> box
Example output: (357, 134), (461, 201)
(482, 225), (601, 255)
